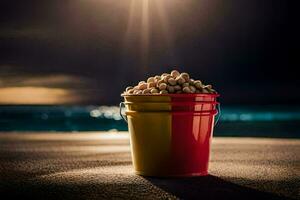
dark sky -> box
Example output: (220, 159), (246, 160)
(0, 0), (295, 105)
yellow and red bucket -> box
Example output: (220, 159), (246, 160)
(120, 93), (220, 177)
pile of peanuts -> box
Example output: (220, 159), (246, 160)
(123, 70), (217, 95)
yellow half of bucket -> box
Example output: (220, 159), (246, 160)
(126, 111), (172, 175)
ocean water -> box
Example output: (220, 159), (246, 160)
(0, 105), (299, 138)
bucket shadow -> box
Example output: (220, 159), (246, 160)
(144, 175), (290, 200)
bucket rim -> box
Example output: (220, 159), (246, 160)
(124, 101), (219, 105)
(121, 93), (220, 97)
(125, 109), (218, 115)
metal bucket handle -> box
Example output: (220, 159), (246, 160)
(119, 102), (221, 126)
(214, 103), (221, 126)
(119, 102), (128, 122)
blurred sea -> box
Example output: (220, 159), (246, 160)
(0, 105), (299, 138)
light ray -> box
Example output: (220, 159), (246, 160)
(140, 0), (149, 72)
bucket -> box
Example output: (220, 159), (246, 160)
(120, 93), (220, 177)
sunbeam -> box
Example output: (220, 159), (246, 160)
(122, 0), (179, 76)
(140, 0), (149, 72)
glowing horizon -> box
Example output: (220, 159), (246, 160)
(0, 87), (83, 104)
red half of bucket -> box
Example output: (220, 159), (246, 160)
(169, 109), (217, 176)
